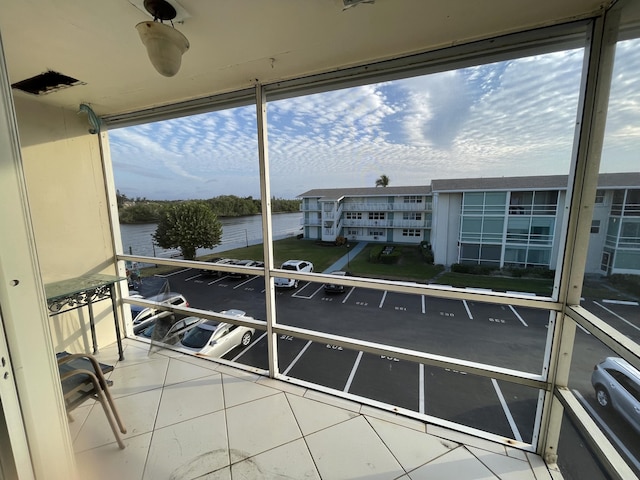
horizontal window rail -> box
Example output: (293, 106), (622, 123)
(273, 324), (548, 389)
(117, 253), (561, 309)
(564, 305), (640, 371)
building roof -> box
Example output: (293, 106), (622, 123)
(299, 173), (640, 200)
(299, 186), (432, 200)
(431, 172), (640, 192)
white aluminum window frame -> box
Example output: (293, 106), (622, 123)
(104, 10), (639, 479)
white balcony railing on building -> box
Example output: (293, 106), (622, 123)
(342, 219), (432, 228)
(343, 202), (432, 212)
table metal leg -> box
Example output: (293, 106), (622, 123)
(86, 298), (98, 354)
(110, 285), (125, 361)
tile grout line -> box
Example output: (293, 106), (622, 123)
(361, 415), (409, 478)
(139, 351), (172, 480)
(220, 373), (233, 474)
(283, 392), (324, 479)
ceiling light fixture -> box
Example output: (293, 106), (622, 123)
(136, 0), (189, 77)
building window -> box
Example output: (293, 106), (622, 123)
(369, 230), (384, 237)
(403, 196), (423, 203)
(346, 212), (362, 220)
(594, 189), (606, 204)
(402, 229), (421, 237)
(591, 220), (600, 234)
(403, 212), (422, 220)
(347, 229), (358, 236)
(368, 212), (385, 220)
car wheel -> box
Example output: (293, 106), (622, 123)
(241, 331), (252, 346)
(595, 386), (611, 408)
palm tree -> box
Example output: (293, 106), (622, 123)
(375, 174), (390, 187)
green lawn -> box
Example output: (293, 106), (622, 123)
(220, 238), (351, 272)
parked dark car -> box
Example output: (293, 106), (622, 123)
(323, 271), (351, 293)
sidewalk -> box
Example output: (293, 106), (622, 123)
(323, 242), (368, 273)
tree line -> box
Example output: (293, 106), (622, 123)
(117, 191), (300, 223)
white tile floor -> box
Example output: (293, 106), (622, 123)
(71, 339), (563, 480)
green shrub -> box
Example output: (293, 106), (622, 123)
(369, 245), (384, 263)
(451, 263), (471, 273)
(609, 274), (640, 297)
(451, 263), (496, 275)
(379, 250), (401, 264)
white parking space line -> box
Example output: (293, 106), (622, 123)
(421, 295), (426, 314)
(231, 331), (267, 361)
(282, 340), (312, 376)
(185, 273), (202, 281)
(602, 299), (639, 306)
(292, 283), (323, 299)
(573, 389), (640, 472)
(419, 364), (425, 414)
(157, 268), (192, 277)
(491, 379), (523, 442)
(463, 300), (473, 320)
(342, 286), (356, 304)
(509, 305), (528, 327)
(208, 276), (229, 285)
(233, 276), (259, 290)
(343, 351), (363, 393)
(576, 323), (591, 335)
(593, 301), (640, 333)
(379, 291), (388, 309)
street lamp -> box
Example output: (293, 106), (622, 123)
(346, 243), (351, 269)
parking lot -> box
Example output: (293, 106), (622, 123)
(134, 267), (640, 465)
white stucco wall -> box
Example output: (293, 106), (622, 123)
(14, 97), (120, 353)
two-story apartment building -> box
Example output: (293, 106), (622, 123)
(301, 172), (640, 276)
(300, 186), (433, 244)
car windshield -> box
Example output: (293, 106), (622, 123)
(181, 323), (216, 348)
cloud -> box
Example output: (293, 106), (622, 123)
(111, 40), (640, 200)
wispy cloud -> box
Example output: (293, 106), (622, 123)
(110, 40), (640, 200)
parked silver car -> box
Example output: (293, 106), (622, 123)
(137, 315), (203, 344)
(591, 356), (640, 434)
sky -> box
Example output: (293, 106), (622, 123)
(109, 39), (639, 201)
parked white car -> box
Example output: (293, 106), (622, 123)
(274, 260), (314, 288)
(131, 292), (189, 330)
(178, 309), (255, 357)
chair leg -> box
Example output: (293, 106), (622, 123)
(98, 376), (127, 435)
(93, 381), (126, 449)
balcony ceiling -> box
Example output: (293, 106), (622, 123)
(1, 0), (606, 118)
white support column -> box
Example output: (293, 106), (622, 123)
(255, 84), (279, 378)
(541, 6), (620, 465)
(0, 31), (76, 479)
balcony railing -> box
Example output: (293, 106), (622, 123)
(341, 219), (432, 228)
(343, 202), (432, 212)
